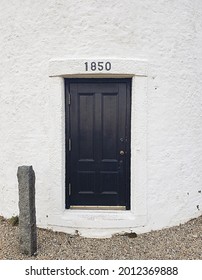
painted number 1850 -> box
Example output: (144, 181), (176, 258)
(84, 61), (111, 72)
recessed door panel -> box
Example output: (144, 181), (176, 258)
(102, 93), (118, 159)
(79, 93), (95, 160)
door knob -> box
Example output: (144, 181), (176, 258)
(120, 150), (125, 155)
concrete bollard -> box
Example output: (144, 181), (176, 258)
(17, 166), (37, 256)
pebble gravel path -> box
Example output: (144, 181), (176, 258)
(0, 215), (201, 260)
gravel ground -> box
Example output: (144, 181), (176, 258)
(0, 215), (201, 260)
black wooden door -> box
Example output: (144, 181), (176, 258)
(65, 79), (131, 209)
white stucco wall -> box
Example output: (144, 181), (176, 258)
(0, 0), (201, 237)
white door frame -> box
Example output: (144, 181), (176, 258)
(47, 58), (148, 237)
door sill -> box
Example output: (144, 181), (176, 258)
(70, 206), (126, 210)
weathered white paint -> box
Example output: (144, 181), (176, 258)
(0, 0), (201, 237)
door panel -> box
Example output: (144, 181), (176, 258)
(65, 79), (131, 209)
(102, 93), (118, 159)
(79, 93), (94, 160)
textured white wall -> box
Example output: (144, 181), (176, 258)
(0, 0), (201, 236)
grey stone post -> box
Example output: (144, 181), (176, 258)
(17, 166), (37, 256)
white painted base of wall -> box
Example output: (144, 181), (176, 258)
(45, 210), (202, 238)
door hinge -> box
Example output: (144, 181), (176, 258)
(68, 183), (71, 196)
(68, 138), (71, 151)
(68, 94), (71, 105)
